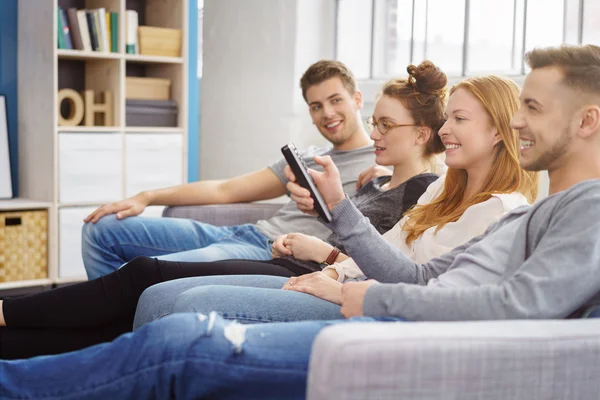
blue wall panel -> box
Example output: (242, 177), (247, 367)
(0, 0), (19, 196)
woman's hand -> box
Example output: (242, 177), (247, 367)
(284, 155), (346, 215)
(272, 233), (332, 262)
(282, 272), (343, 304)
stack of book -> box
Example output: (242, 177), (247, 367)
(57, 7), (118, 53)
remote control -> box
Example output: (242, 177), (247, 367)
(281, 143), (333, 222)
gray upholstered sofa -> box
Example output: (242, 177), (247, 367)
(163, 204), (600, 400)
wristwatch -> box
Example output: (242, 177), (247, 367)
(323, 247), (341, 265)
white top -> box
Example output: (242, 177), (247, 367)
(324, 174), (531, 282)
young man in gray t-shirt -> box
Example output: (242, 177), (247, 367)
(79, 60), (376, 279)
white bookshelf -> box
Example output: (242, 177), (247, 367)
(10, 0), (189, 289)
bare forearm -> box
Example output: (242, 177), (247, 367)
(145, 168), (287, 207)
(144, 180), (230, 206)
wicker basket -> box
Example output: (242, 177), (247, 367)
(0, 210), (48, 282)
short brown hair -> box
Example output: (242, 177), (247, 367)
(526, 44), (600, 96)
(300, 60), (357, 102)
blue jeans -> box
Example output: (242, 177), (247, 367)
(82, 215), (273, 279)
(133, 275), (343, 329)
(0, 313), (401, 399)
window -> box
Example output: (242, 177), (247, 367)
(467, 0), (521, 74)
(423, 0), (466, 76)
(583, 0), (600, 44)
(337, 0), (591, 80)
(336, 0), (374, 80)
(525, 0), (564, 52)
(198, 0), (204, 78)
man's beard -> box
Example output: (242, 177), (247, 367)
(522, 126), (572, 171)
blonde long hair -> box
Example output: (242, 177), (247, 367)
(402, 76), (539, 244)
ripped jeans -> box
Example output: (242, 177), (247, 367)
(0, 313), (400, 399)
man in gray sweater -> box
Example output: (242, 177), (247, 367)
(295, 44), (600, 321)
(2, 45), (600, 399)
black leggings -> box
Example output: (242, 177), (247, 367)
(0, 256), (312, 359)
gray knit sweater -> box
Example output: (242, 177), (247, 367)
(328, 179), (600, 321)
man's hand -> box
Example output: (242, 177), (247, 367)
(284, 155), (346, 215)
(356, 165), (393, 190)
(84, 192), (152, 223)
(340, 280), (378, 318)
(282, 272), (343, 304)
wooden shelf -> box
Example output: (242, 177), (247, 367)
(57, 126), (121, 132)
(0, 279), (53, 291)
(125, 54), (183, 64)
(125, 127), (183, 133)
(0, 198), (53, 210)
(57, 49), (121, 61)
(57, 50), (183, 64)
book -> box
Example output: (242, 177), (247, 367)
(57, 7), (66, 49)
(110, 12), (119, 52)
(60, 8), (73, 49)
(105, 12), (112, 53)
(93, 10), (103, 52)
(126, 10), (138, 54)
(86, 11), (99, 51)
(97, 8), (110, 53)
(77, 10), (92, 51)
(66, 8), (84, 50)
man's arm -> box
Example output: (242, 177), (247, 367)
(327, 197), (479, 284)
(146, 168), (287, 206)
(85, 168), (287, 222)
(362, 187), (600, 321)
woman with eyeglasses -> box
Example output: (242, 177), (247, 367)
(0, 61), (448, 359)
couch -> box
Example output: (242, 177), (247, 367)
(163, 204), (600, 400)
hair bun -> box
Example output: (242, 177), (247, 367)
(406, 61), (448, 98)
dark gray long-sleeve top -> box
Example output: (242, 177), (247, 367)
(327, 179), (600, 321)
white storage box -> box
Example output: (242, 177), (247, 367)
(59, 206), (96, 278)
(125, 134), (183, 197)
(59, 133), (123, 204)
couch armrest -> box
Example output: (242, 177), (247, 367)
(161, 203), (283, 226)
(307, 319), (600, 400)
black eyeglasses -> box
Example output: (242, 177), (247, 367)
(367, 117), (418, 135)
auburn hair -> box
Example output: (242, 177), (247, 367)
(401, 76), (539, 244)
(380, 60), (447, 161)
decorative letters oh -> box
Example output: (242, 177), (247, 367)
(57, 89), (113, 127)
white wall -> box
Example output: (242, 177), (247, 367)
(200, 0), (335, 180)
(199, 0), (549, 201)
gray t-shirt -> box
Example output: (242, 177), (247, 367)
(255, 145), (375, 241)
